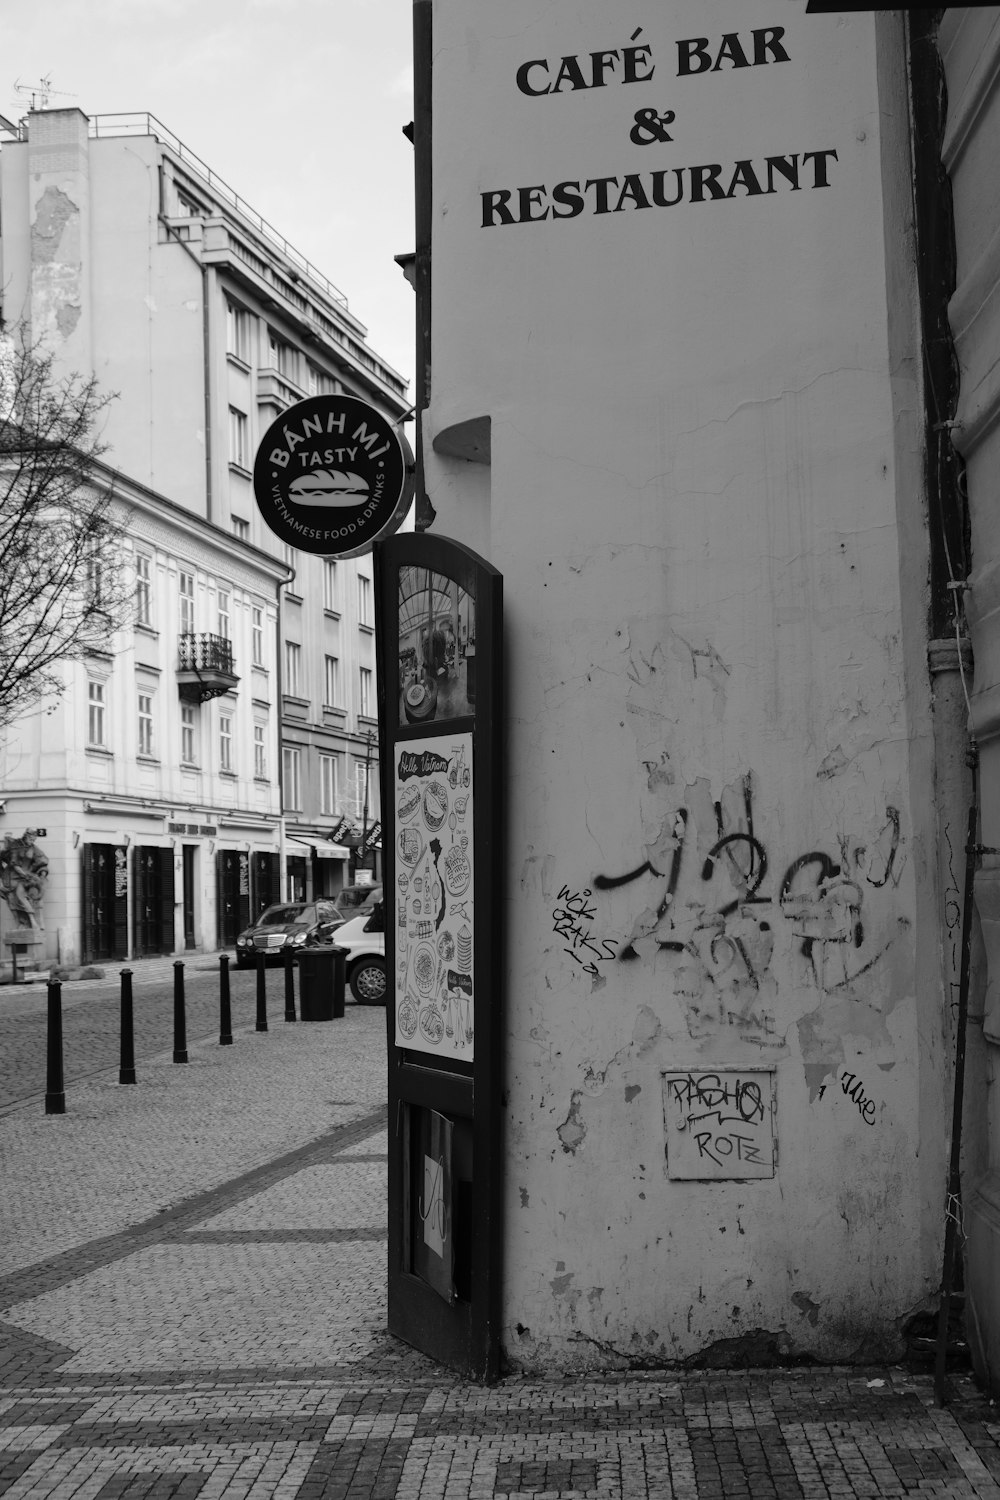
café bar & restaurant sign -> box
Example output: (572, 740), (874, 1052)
(253, 393), (413, 558)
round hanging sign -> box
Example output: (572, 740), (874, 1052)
(253, 394), (413, 558)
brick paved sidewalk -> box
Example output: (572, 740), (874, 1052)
(1, 1010), (998, 1498)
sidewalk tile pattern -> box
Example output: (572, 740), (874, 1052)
(2, 972), (999, 1498)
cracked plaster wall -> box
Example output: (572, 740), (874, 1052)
(425, 2), (946, 1368)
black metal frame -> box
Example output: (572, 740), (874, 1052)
(375, 529), (503, 1383)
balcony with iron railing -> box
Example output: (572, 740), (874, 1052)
(177, 632), (239, 703)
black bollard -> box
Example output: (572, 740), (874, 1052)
(219, 953), (233, 1045)
(173, 960), (188, 1063)
(119, 969), (136, 1085)
(255, 949), (268, 1032)
(45, 979), (65, 1115)
(283, 945), (297, 1023)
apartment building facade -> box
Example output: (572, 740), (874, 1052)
(0, 107), (407, 965)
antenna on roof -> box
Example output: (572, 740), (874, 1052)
(12, 76), (77, 112)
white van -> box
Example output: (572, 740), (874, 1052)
(335, 901), (387, 1003)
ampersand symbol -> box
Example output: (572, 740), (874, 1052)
(630, 108), (675, 146)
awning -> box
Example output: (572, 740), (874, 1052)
(284, 840), (350, 861)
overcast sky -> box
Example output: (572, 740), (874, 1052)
(3, 0), (416, 390)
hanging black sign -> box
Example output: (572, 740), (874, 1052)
(253, 394), (413, 558)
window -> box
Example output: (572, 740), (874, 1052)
(284, 640), (302, 697)
(229, 407), (248, 469)
(226, 301), (250, 363)
(252, 606), (264, 666)
(359, 666), (372, 718)
(138, 692), (154, 757)
(179, 571), (195, 635)
(176, 187), (205, 217)
(323, 560), (337, 612)
(254, 723), (267, 779)
(308, 364), (337, 396)
(282, 746), (302, 811)
(86, 549), (105, 608)
(217, 589), (231, 641)
(358, 574), (372, 627)
(88, 680), (106, 747)
(324, 654), (339, 706)
(135, 554), (152, 627)
(232, 516), (250, 542)
(181, 703), (196, 764)
(320, 753), (338, 816)
(268, 332), (294, 380)
(220, 713), (233, 772)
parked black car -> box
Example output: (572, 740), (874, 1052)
(337, 883), (383, 910)
(234, 899), (346, 967)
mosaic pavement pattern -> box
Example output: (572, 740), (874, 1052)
(2, 1004), (999, 1497)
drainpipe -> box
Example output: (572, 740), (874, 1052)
(275, 568), (292, 901)
(412, 0), (433, 531)
(905, 11), (978, 1403)
(202, 265), (213, 524)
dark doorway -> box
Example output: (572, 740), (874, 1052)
(253, 851), (279, 917)
(81, 844), (128, 963)
(134, 846), (175, 957)
(217, 850), (251, 946)
(286, 855), (306, 903)
(182, 845), (197, 950)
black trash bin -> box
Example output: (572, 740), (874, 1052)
(297, 946), (346, 1021)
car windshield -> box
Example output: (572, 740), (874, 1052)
(256, 904), (312, 927)
(340, 887), (381, 907)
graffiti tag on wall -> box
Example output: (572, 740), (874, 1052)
(584, 774), (903, 1041)
(662, 1069), (775, 1179)
(551, 885), (617, 978)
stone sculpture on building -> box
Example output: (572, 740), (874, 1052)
(0, 829), (49, 930)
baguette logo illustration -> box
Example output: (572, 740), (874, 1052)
(253, 393), (413, 557)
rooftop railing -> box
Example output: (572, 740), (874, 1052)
(88, 112), (350, 310)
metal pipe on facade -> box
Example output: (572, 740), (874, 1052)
(935, 792), (979, 1405)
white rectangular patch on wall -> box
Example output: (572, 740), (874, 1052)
(662, 1069), (776, 1180)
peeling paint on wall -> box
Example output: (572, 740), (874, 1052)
(556, 1090), (587, 1153)
(792, 1290), (822, 1326)
(31, 185), (78, 263)
(30, 184), (85, 349)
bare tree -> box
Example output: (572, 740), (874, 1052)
(0, 330), (133, 728)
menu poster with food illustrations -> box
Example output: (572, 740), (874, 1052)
(394, 733), (475, 1060)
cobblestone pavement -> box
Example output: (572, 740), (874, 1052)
(0, 956), (282, 1111)
(1, 983), (999, 1498)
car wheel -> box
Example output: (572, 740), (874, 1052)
(350, 957), (387, 1005)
